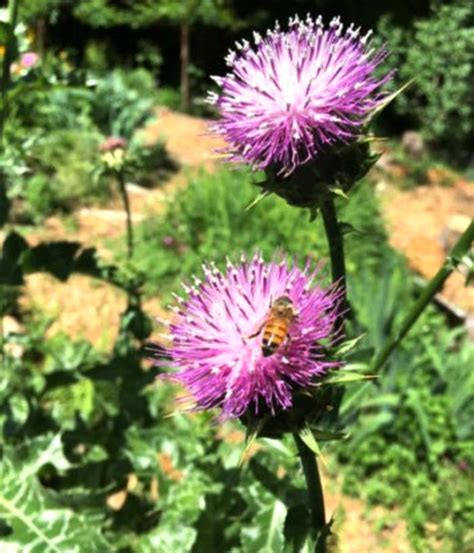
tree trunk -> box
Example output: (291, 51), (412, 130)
(36, 17), (46, 57)
(180, 21), (190, 112)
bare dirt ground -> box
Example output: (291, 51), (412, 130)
(18, 108), (226, 347)
(377, 164), (474, 319)
(6, 108), (474, 552)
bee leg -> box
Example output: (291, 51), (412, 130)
(247, 322), (265, 339)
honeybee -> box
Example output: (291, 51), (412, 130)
(249, 295), (298, 357)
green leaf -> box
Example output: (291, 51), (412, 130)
(322, 371), (376, 386)
(20, 241), (81, 281)
(360, 393), (400, 409)
(245, 191), (271, 211)
(298, 426), (321, 456)
(327, 186), (349, 200)
(367, 79), (415, 121)
(406, 389), (432, 452)
(239, 416), (268, 466)
(241, 497), (287, 553)
(7, 393), (29, 426)
(308, 428), (348, 442)
(349, 411), (394, 449)
(0, 436), (110, 552)
(334, 334), (366, 357)
(283, 503), (310, 553)
(0, 231), (28, 285)
(339, 221), (357, 236)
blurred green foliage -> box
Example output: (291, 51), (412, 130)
(128, 168), (387, 300)
(340, 280), (474, 552)
(87, 68), (158, 140)
(379, 1), (474, 162)
(26, 129), (104, 215)
(2, 65), (173, 221)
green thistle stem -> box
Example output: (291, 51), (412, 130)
(371, 220), (473, 372)
(293, 433), (328, 552)
(320, 197), (347, 330)
(117, 171), (134, 259)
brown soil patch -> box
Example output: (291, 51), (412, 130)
(325, 490), (410, 553)
(20, 273), (127, 349)
(381, 178), (474, 317)
(143, 107), (226, 169)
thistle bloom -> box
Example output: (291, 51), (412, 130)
(99, 136), (128, 153)
(158, 254), (342, 419)
(100, 136), (128, 170)
(20, 52), (39, 68)
(207, 14), (392, 175)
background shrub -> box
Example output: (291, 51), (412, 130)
(379, 1), (474, 162)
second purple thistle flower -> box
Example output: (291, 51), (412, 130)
(159, 254), (342, 419)
(208, 14), (392, 175)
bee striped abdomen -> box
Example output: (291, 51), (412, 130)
(262, 318), (289, 357)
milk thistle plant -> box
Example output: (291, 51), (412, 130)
(158, 13), (474, 552)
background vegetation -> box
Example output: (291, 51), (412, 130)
(1, 1), (473, 552)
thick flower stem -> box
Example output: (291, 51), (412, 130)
(117, 171), (134, 260)
(371, 220), (474, 372)
(293, 433), (328, 552)
(320, 198), (347, 330)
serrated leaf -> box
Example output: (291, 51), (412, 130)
(241, 497), (287, 553)
(7, 394), (29, 426)
(0, 438), (110, 553)
(20, 241), (81, 281)
(135, 525), (197, 553)
(406, 389), (432, 451)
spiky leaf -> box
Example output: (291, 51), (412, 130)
(0, 435), (110, 553)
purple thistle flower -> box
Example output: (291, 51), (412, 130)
(99, 136), (128, 153)
(158, 253), (343, 419)
(20, 52), (39, 69)
(207, 14), (392, 175)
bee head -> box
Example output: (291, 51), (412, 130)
(271, 295), (297, 319)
